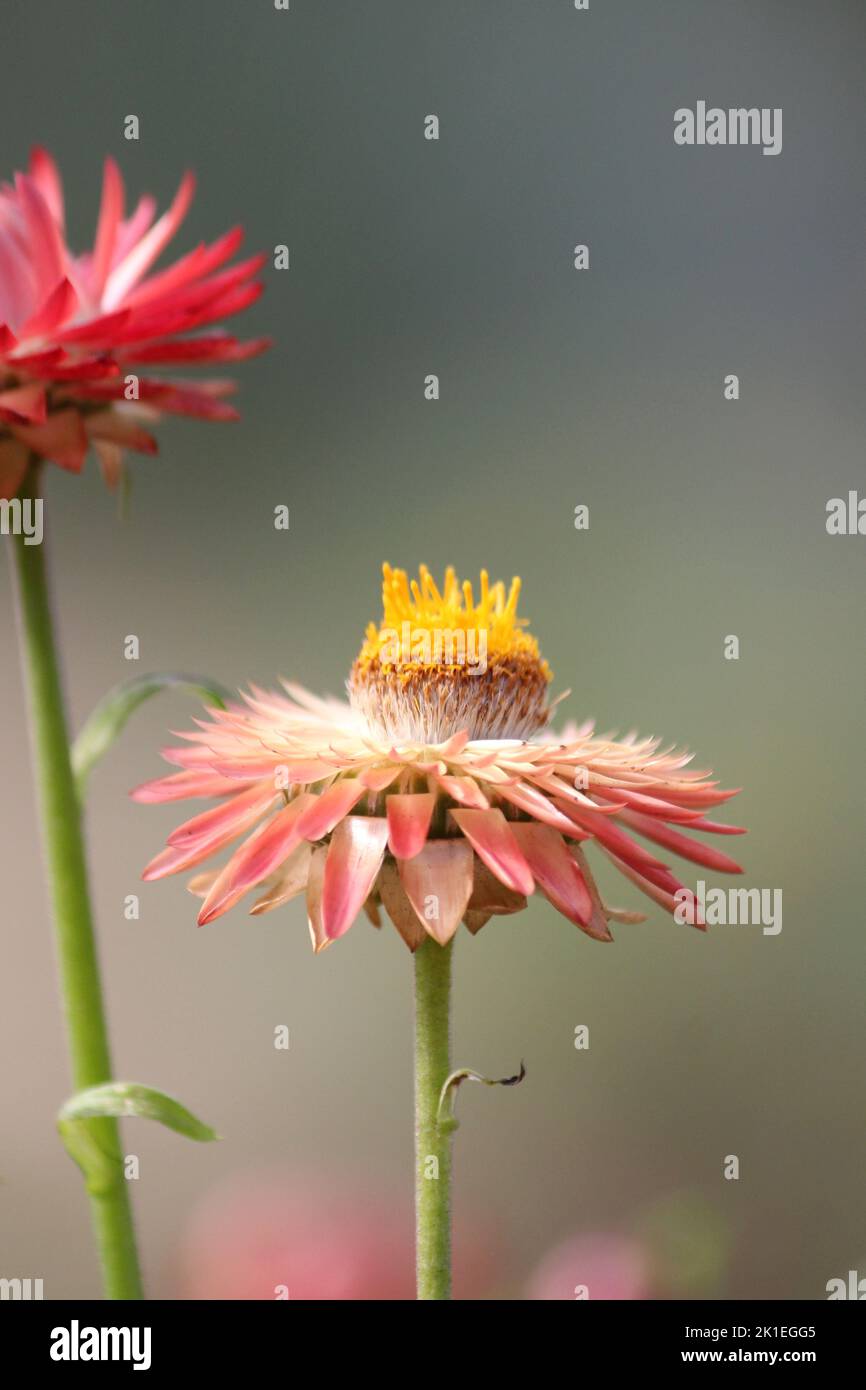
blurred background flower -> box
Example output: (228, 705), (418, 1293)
(173, 1170), (503, 1300)
(0, 148), (269, 497)
(526, 1232), (651, 1301)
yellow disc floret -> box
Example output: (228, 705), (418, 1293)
(349, 565), (552, 742)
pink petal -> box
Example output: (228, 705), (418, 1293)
(123, 226), (245, 310)
(103, 171), (196, 310)
(398, 839), (475, 944)
(0, 233), (33, 329)
(494, 779), (580, 834)
(321, 816), (389, 940)
(537, 774), (626, 814)
(449, 808), (534, 896)
(131, 770), (253, 803)
(29, 147), (65, 231)
(15, 173), (66, 300)
(592, 785), (705, 823)
(250, 842), (313, 915)
(85, 411), (158, 455)
(167, 784), (277, 847)
(122, 331), (270, 364)
(126, 384), (239, 421)
(564, 805), (670, 873)
(682, 816), (747, 836)
(208, 757), (287, 780)
(113, 193), (157, 264)
(295, 780), (366, 840)
(90, 157), (125, 301)
(652, 784), (741, 809)
(598, 846), (705, 930)
(5, 347), (64, 372)
(206, 755), (333, 784)
(197, 793), (316, 924)
(619, 810), (744, 873)
(19, 277), (77, 339)
(434, 774), (490, 809)
(59, 308), (130, 346)
(124, 251), (265, 321)
(509, 823), (600, 934)
(609, 856), (695, 902)
(34, 355), (118, 383)
(142, 838), (230, 882)
(434, 730), (470, 757)
(386, 792), (435, 859)
(11, 409), (87, 471)
(567, 845), (615, 942)
(0, 383), (46, 424)
(357, 765), (401, 792)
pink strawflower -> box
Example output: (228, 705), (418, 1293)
(0, 147), (269, 496)
(136, 565), (745, 948)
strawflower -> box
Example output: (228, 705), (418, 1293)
(137, 564), (745, 1301)
(6, 147), (268, 1300)
(0, 147), (268, 497)
(137, 564), (745, 947)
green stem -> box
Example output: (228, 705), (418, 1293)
(414, 936), (453, 1300)
(10, 464), (143, 1300)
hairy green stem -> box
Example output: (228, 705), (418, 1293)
(10, 464), (143, 1300)
(414, 936), (453, 1300)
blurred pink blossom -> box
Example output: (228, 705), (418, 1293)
(526, 1232), (651, 1301)
(175, 1171), (502, 1300)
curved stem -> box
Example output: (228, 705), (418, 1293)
(414, 937), (453, 1300)
(10, 464), (143, 1300)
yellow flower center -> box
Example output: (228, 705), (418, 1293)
(349, 565), (552, 742)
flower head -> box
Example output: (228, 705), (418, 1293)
(349, 563), (551, 742)
(136, 565), (745, 950)
(0, 148), (269, 497)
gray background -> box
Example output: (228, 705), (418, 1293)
(0, 0), (864, 1297)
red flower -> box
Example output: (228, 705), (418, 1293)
(0, 148), (269, 496)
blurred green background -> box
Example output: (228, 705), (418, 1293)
(1, 0), (864, 1297)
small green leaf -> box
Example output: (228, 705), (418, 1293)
(59, 1082), (218, 1140)
(58, 1083), (218, 1195)
(72, 672), (231, 799)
